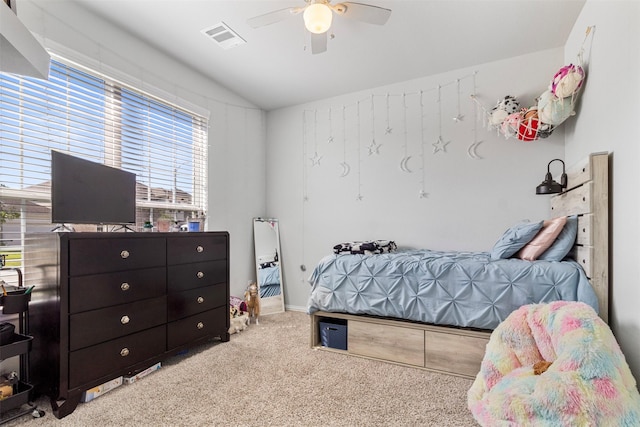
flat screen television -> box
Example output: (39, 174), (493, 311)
(51, 150), (137, 225)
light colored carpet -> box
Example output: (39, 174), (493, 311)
(3, 311), (478, 426)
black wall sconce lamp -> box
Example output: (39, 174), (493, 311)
(536, 158), (568, 194)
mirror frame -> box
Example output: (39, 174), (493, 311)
(253, 218), (285, 315)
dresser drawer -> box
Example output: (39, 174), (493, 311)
(69, 237), (166, 276)
(167, 234), (227, 265)
(167, 260), (226, 292)
(167, 283), (227, 322)
(69, 296), (167, 351)
(167, 306), (227, 349)
(69, 325), (166, 389)
(69, 267), (166, 314)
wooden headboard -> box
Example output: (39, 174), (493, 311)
(550, 152), (609, 323)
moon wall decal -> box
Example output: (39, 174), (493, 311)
(467, 140), (484, 159)
(399, 156), (413, 173)
(339, 162), (351, 178)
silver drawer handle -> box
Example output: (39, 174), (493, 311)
(196, 245), (204, 253)
(121, 315), (130, 325)
(197, 271), (204, 279)
(121, 282), (130, 291)
(197, 296), (204, 304)
(120, 250), (130, 259)
(197, 322), (204, 330)
(120, 348), (130, 357)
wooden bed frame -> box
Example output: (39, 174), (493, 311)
(310, 152), (610, 378)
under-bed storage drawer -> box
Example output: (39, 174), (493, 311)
(424, 330), (488, 378)
(348, 320), (424, 367)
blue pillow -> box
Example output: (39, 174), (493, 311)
(538, 215), (578, 261)
(490, 220), (544, 260)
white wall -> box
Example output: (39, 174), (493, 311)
(18, 0), (267, 298)
(564, 0), (640, 382)
(267, 49), (567, 311)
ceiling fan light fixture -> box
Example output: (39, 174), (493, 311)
(303, 3), (333, 34)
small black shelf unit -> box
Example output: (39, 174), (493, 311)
(0, 267), (43, 423)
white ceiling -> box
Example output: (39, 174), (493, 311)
(73, 0), (585, 111)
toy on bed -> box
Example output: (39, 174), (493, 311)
(468, 301), (640, 426)
(333, 239), (397, 255)
(244, 282), (260, 325)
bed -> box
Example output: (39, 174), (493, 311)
(308, 152), (609, 378)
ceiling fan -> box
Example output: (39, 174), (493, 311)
(247, 0), (392, 54)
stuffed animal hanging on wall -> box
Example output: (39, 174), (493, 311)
(244, 282), (260, 325)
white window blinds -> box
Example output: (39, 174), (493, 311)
(0, 60), (208, 269)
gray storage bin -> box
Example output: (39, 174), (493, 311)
(319, 319), (347, 350)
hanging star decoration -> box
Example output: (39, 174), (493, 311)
(355, 194), (363, 201)
(309, 152), (322, 166)
(327, 135), (334, 143)
(419, 190), (429, 199)
(453, 78), (464, 123)
(367, 140), (381, 155)
(432, 137), (450, 153)
(385, 126), (392, 134)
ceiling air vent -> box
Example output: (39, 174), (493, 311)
(201, 22), (246, 50)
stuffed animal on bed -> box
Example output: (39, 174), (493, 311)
(244, 282), (260, 325)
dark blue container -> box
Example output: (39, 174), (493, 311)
(319, 319), (347, 350)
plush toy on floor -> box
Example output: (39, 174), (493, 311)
(228, 305), (249, 335)
(244, 282), (260, 325)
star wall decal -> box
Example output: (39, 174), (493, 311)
(309, 152), (322, 166)
(432, 137), (450, 153)
(367, 140), (382, 155)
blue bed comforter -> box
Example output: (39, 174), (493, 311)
(307, 249), (598, 330)
(259, 266), (281, 298)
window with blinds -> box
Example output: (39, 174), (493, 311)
(0, 60), (208, 270)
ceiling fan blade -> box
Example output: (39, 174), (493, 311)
(247, 7), (304, 29)
(337, 2), (392, 25)
(310, 32), (327, 54)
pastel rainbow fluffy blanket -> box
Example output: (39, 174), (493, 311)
(468, 301), (640, 426)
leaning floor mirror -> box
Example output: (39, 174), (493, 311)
(253, 218), (285, 315)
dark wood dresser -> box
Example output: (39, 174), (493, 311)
(24, 232), (229, 418)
